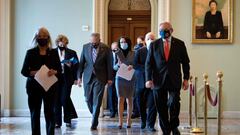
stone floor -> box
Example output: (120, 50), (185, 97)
(0, 116), (240, 135)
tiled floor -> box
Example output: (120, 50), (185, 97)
(0, 116), (240, 135)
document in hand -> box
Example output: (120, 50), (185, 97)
(116, 63), (135, 81)
(34, 65), (58, 92)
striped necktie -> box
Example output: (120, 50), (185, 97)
(92, 47), (97, 63)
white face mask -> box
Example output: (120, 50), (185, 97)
(146, 40), (153, 50)
(120, 43), (128, 50)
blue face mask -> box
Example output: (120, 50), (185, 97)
(159, 29), (171, 39)
(120, 43), (128, 50)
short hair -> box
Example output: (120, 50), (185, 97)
(91, 33), (100, 38)
(145, 32), (156, 41)
(209, 0), (218, 6)
(30, 27), (52, 48)
(137, 36), (144, 41)
(55, 34), (69, 45)
(159, 22), (173, 31)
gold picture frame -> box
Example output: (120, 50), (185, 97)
(192, 0), (233, 44)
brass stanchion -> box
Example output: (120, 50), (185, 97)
(203, 73), (208, 135)
(190, 76), (204, 133)
(189, 76), (193, 127)
(217, 71), (223, 135)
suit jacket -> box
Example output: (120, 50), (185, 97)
(145, 37), (190, 89)
(134, 46), (148, 89)
(21, 47), (62, 92)
(54, 48), (79, 85)
(78, 42), (113, 85)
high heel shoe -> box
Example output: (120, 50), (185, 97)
(118, 125), (122, 129)
(127, 125), (131, 128)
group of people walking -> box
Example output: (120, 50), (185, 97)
(21, 22), (190, 135)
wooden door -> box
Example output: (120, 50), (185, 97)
(108, 10), (151, 48)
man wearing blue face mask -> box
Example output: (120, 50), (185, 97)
(145, 22), (190, 135)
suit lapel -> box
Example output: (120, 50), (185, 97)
(87, 43), (94, 64)
(158, 39), (165, 59)
(168, 37), (175, 61)
(95, 44), (104, 63)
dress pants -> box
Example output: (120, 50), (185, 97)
(152, 76), (181, 135)
(107, 79), (117, 115)
(136, 87), (157, 128)
(55, 75), (78, 126)
(84, 74), (105, 128)
(27, 84), (57, 135)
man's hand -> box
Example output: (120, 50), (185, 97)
(107, 80), (113, 86)
(65, 62), (72, 67)
(206, 32), (211, 38)
(127, 65), (133, 71)
(146, 81), (154, 89)
(182, 79), (189, 90)
(30, 70), (38, 76)
(48, 69), (57, 77)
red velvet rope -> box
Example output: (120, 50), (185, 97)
(189, 83), (195, 96)
(206, 84), (218, 106)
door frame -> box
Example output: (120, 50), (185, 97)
(93, 0), (171, 43)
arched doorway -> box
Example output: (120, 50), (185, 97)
(108, 0), (151, 46)
(93, 0), (160, 44)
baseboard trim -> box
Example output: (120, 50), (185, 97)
(1, 109), (240, 119)
(180, 111), (240, 119)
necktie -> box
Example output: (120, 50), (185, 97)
(92, 48), (97, 63)
(164, 39), (170, 61)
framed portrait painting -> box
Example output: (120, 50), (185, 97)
(192, 0), (233, 44)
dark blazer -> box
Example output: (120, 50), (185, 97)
(134, 46), (148, 89)
(54, 48), (79, 85)
(78, 42), (113, 84)
(145, 37), (190, 89)
(21, 47), (61, 91)
(204, 11), (224, 35)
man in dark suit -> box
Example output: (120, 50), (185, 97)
(134, 32), (157, 132)
(107, 42), (119, 118)
(78, 33), (113, 130)
(54, 35), (78, 128)
(145, 22), (190, 135)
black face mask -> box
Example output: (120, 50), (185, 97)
(37, 38), (49, 47)
(92, 43), (99, 49)
(58, 46), (66, 51)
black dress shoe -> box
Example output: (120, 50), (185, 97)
(90, 126), (97, 131)
(127, 125), (131, 128)
(148, 127), (156, 132)
(131, 114), (140, 119)
(110, 113), (116, 118)
(55, 124), (61, 128)
(141, 122), (146, 129)
(172, 128), (181, 135)
(66, 122), (71, 127)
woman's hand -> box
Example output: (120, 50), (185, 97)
(216, 32), (221, 38)
(206, 32), (211, 38)
(48, 69), (57, 77)
(127, 65), (133, 71)
(30, 70), (38, 76)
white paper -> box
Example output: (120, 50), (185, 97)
(117, 63), (135, 81)
(34, 65), (58, 92)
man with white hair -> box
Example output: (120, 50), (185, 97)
(134, 32), (157, 132)
(145, 22), (190, 135)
